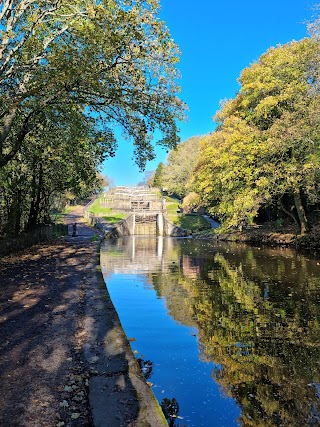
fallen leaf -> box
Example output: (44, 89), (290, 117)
(59, 400), (69, 408)
(71, 413), (81, 420)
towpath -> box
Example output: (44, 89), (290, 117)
(0, 206), (167, 427)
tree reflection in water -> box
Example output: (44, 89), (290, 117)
(137, 358), (153, 380)
(150, 243), (320, 427)
(161, 397), (184, 427)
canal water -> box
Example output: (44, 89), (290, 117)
(100, 236), (320, 427)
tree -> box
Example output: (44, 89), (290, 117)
(194, 38), (320, 233)
(0, 0), (186, 169)
(181, 192), (201, 213)
(152, 162), (165, 188)
(96, 173), (113, 192)
(0, 102), (104, 233)
(0, 0), (186, 233)
(162, 136), (201, 198)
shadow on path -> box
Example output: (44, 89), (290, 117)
(0, 206), (167, 426)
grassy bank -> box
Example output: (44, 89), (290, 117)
(165, 196), (211, 233)
(88, 198), (126, 223)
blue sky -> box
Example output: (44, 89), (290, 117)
(102, 0), (315, 186)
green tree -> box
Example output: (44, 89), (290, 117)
(152, 162), (165, 188)
(162, 136), (201, 198)
(194, 38), (320, 233)
(0, 0), (186, 169)
(0, 0), (186, 233)
(0, 103), (104, 233)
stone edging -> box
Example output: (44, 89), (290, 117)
(84, 240), (168, 426)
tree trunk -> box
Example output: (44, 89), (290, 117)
(0, 106), (18, 153)
(26, 163), (43, 231)
(26, 172), (37, 231)
(293, 190), (310, 235)
(278, 196), (300, 228)
(13, 190), (23, 235)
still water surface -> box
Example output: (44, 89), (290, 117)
(101, 236), (320, 427)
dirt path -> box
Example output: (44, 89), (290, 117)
(0, 208), (167, 427)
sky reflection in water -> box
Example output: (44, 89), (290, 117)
(101, 236), (320, 427)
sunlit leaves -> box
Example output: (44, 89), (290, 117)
(0, 0), (186, 169)
(194, 37), (320, 231)
(0, 0), (186, 232)
(160, 136), (201, 198)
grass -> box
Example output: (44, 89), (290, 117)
(101, 214), (126, 224)
(164, 196), (211, 232)
(173, 213), (211, 232)
(87, 197), (113, 215)
(164, 196), (180, 221)
(88, 197), (126, 224)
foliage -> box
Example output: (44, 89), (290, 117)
(0, 0), (185, 233)
(181, 192), (201, 213)
(0, 107), (102, 233)
(0, 0), (185, 168)
(194, 38), (320, 233)
(161, 136), (202, 198)
(96, 173), (113, 192)
(152, 162), (165, 188)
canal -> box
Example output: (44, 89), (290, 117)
(101, 236), (320, 427)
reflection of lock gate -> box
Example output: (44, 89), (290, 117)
(100, 236), (177, 274)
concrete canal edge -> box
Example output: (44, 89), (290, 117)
(84, 240), (168, 427)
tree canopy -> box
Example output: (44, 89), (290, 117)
(158, 136), (201, 198)
(0, 0), (185, 233)
(194, 38), (320, 233)
(0, 0), (185, 168)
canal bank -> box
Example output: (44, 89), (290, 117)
(0, 207), (167, 427)
(193, 221), (320, 250)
